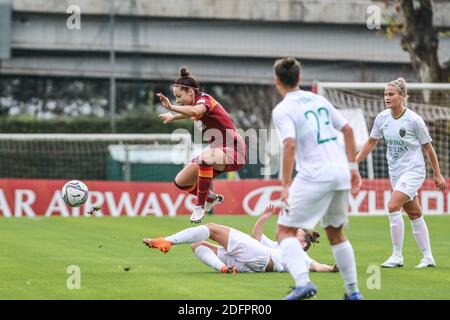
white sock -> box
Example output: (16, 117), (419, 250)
(332, 241), (359, 295)
(165, 225), (210, 244)
(388, 211), (404, 257)
(411, 216), (433, 259)
(194, 245), (226, 271)
(279, 237), (310, 287)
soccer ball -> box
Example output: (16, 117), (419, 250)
(61, 180), (89, 207)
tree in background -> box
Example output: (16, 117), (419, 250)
(381, 0), (449, 83)
(210, 84), (279, 130)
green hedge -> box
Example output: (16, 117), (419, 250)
(0, 114), (193, 134)
(0, 115), (271, 180)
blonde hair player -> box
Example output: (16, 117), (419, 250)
(143, 204), (339, 274)
(356, 78), (447, 268)
(271, 57), (363, 300)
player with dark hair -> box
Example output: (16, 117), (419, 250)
(143, 204), (338, 274)
(272, 57), (363, 300)
(157, 67), (246, 223)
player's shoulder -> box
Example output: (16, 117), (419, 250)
(308, 90), (331, 104)
(405, 108), (424, 122)
(273, 99), (289, 116)
(274, 90), (314, 111)
(294, 89), (326, 104)
(196, 92), (222, 112)
(378, 109), (391, 117)
(195, 92), (211, 104)
(375, 109), (391, 121)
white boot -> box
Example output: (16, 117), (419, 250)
(415, 257), (436, 268)
(381, 255), (404, 268)
(190, 205), (206, 223)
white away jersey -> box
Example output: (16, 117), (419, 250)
(272, 90), (350, 191)
(370, 108), (431, 179)
(260, 234), (313, 272)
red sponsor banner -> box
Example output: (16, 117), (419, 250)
(0, 178), (448, 218)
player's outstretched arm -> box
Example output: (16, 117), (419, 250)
(252, 204), (275, 241)
(422, 143), (447, 192)
(310, 261), (339, 273)
(159, 112), (189, 124)
(156, 92), (207, 118)
(355, 137), (379, 163)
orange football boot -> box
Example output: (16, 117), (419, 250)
(143, 237), (173, 253)
(220, 265), (237, 274)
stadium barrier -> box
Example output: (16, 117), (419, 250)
(0, 178), (448, 218)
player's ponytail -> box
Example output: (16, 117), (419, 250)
(179, 67), (190, 78)
(174, 66), (200, 95)
(274, 57), (301, 87)
(303, 230), (320, 252)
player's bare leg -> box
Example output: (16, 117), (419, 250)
(204, 223), (230, 248)
(190, 224), (234, 272)
(190, 148), (227, 223)
(143, 224), (236, 272)
(174, 159), (224, 223)
(191, 241), (218, 254)
(175, 163), (198, 187)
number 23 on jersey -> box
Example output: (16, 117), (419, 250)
(304, 107), (337, 144)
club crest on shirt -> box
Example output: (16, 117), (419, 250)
(399, 128), (406, 137)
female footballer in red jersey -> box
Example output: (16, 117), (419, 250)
(157, 67), (246, 223)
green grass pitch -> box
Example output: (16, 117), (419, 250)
(0, 215), (449, 300)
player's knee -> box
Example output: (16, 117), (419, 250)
(407, 211), (422, 220)
(388, 202), (402, 213)
(200, 155), (214, 166)
(206, 223), (223, 238)
(174, 178), (192, 191)
(173, 180), (190, 192)
(325, 226), (346, 245)
(191, 242), (203, 252)
(205, 223), (217, 232)
(174, 173), (183, 186)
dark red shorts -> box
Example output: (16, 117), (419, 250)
(191, 141), (246, 178)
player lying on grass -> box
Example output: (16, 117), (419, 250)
(143, 204), (338, 274)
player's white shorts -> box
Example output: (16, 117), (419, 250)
(277, 180), (349, 230)
(390, 171), (425, 201)
(217, 229), (271, 272)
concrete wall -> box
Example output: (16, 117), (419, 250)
(3, 0), (448, 83)
(1, 55), (416, 84)
(11, 14), (423, 63)
(11, 0), (450, 26)
(0, 0), (11, 59)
